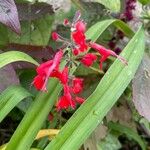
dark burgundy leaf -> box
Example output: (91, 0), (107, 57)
(0, 64), (19, 92)
(132, 54), (150, 122)
(17, 2), (54, 21)
(0, 0), (21, 34)
(6, 43), (55, 69)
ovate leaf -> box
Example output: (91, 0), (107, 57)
(0, 0), (21, 34)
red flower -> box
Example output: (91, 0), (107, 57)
(72, 78), (83, 94)
(75, 97), (85, 104)
(73, 48), (79, 56)
(60, 67), (69, 84)
(89, 42), (127, 69)
(81, 53), (97, 67)
(71, 20), (88, 53)
(63, 19), (69, 26)
(56, 84), (76, 111)
(33, 75), (46, 91)
(33, 50), (63, 91)
(74, 21), (86, 33)
(72, 31), (88, 52)
(52, 32), (59, 41)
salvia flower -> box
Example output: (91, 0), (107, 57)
(89, 42), (128, 69)
(33, 50), (63, 91)
(33, 10), (128, 111)
(81, 53), (97, 67)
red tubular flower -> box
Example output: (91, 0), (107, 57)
(81, 53), (97, 67)
(73, 48), (79, 56)
(52, 32), (59, 41)
(63, 19), (69, 26)
(75, 97), (85, 104)
(60, 67), (69, 84)
(74, 21), (86, 33)
(71, 20), (88, 53)
(89, 42), (128, 70)
(72, 78), (83, 94)
(33, 75), (46, 91)
(56, 84), (76, 111)
(33, 50), (63, 91)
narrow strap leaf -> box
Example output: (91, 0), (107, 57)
(0, 51), (39, 68)
(0, 85), (32, 122)
(108, 122), (146, 150)
(5, 19), (134, 150)
(44, 26), (145, 150)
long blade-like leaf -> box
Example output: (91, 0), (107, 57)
(44, 26), (145, 150)
(5, 19), (134, 150)
(0, 51), (39, 68)
(0, 85), (32, 122)
(108, 122), (146, 150)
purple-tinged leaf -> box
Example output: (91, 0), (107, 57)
(0, 64), (19, 93)
(132, 54), (150, 122)
(0, 0), (21, 34)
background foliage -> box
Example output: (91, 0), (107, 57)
(0, 0), (150, 150)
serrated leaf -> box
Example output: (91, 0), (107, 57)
(94, 0), (120, 12)
(0, 85), (32, 122)
(44, 26), (145, 150)
(0, 0), (21, 34)
(5, 19), (134, 150)
(0, 51), (39, 68)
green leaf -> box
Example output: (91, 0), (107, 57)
(0, 51), (39, 68)
(9, 15), (53, 46)
(0, 85), (32, 122)
(0, 24), (9, 47)
(0, 143), (40, 150)
(5, 19), (134, 150)
(138, 0), (150, 5)
(108, 122), (146, 150)
(86, 19), (134, 41)
(44, 26), (145, 150)
(5, 78), (62, 150)
(94, 0), (120, 12)
(97, 134), (121, 150)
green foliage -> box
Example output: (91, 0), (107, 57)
(0, 51), (39, 68)
(0, 85), (32, 122)
(9, 15), (54, 46)
(5, 19), (135, 150)
(0, 24), (8, 47)
(138, 0), (150, 5)
(97, 134), (121, 150)
(44, 26), (144, 150)
(94, 0), (121, 12)
(108, 122), (146, 150)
